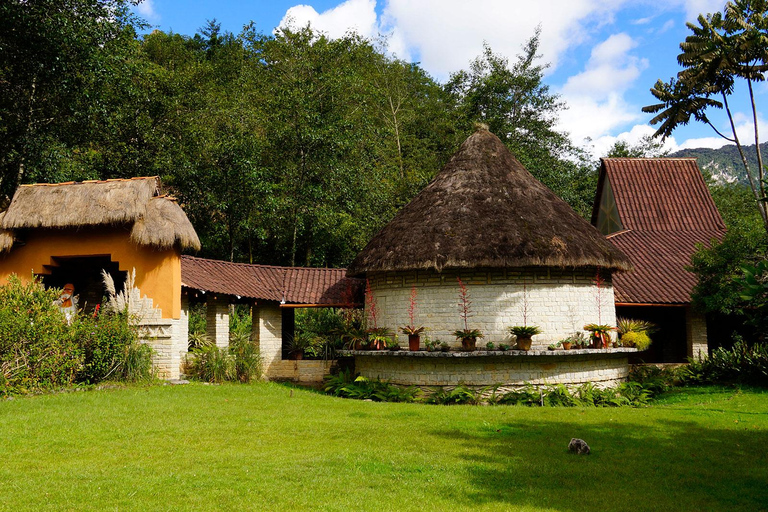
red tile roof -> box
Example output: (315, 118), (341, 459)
(181, 256), (363, 305)
(595, 158), (727, 305)
(594, 158), (726, 232)
(607, 230), (723, 304)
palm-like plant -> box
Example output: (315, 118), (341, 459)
(643, 1), (768, 232)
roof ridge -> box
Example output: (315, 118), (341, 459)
(20, 176), (159, 188)
(601, 157), (698, 161)
(180, 255), (346, 272)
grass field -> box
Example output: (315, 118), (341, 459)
(1, 383), (766, 511)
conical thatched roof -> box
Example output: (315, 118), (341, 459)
(0, 177), (200, 251)
(347, 127), (631, 276)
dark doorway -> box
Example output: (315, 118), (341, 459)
(618, 305), (688, 363)
(40, 256), (126, 314)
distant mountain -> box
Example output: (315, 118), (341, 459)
(670, 142), (768, 185)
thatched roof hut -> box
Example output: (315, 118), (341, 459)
(0, 177), (200, 251)
(348, 126), (631, 276)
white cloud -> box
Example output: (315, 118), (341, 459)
(658, 19), (675, 33)
(588, 124), (676, 157)
(682, 0), (727, 20)
(135, 0), (159, 23)
(280, 0), (378, 38)
(278, 0), (411, 60)
(381, 0), (630, 81)
(557, 33), (648, 144)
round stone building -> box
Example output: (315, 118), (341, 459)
(345, 127), (634, 388)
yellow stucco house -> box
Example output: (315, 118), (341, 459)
(0, 177), (200, 379)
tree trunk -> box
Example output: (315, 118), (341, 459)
(724, 93), (768, 232)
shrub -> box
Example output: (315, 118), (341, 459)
(628, 364), (684, 394)
(620, 331), (652, 351)
(75, 313), (141, 383)
(121, 341), (154, 382)
(0, 276), (82, 394)
(425, 384), (482, 405)
(186, 345), (236, 383)
(323, 369), (417, 402)
(494, 382), (655, 408)
(683, 339), (768, 386)
(230, 332), (262, 383)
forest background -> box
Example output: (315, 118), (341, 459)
(0, 0), (759, 268)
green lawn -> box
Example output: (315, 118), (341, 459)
(1, 383), (767, 511)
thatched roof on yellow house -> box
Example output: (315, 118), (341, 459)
(0, 177), (200, 252)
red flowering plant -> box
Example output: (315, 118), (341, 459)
(400, 286), (425, 335)
(452, 277), (483, 347)
(365, 279), (392, 349)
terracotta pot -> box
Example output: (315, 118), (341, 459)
(293, 350), (304, 360)
(354, 341), (363, 351)
(516, 336), (533, 351)
(460, 337), (477, 351)
(562, 342), (572, 350)
(408, 334), (420, 351)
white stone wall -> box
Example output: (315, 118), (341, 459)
(354, 351), (631, 389)
(206, 296), (230, 349)
(686, 308), (708, 360)
(257, 303), (283, 373)
(369, 268), (617, 351)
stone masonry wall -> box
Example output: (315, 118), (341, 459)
(132, 294), (184, 380)
(686, 307), (708, 360)
(206, 296), (230, 349)
(369, 268), (617, 350)
(257, 302), (283, 373)
(354, 351), (631, 389)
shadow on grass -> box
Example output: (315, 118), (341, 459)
(430, 416), (768, 512)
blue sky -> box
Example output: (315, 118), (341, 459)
(132, 0), (763, 156)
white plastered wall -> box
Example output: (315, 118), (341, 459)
(369, 268), (617, 350)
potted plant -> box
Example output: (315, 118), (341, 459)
(367, 327), (393, 350)
(616, 317), (655, 350)
(439, 341), (451, 352)
(286, 332), (314, 360)
(424, 337), (439, 352)
(338, 325), (368, 351)
(498, 343), (510, 351)
(584, 323), (616, 349)
(400, 325), (425, 351)
(454, 277), (483, 351)
(453, 328), (484, 351)
(400, 286), (425, 351)
(485, 341), (495, 351)
(509, 325), (541, 351)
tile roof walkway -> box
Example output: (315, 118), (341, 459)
(181, 255), (363, 305)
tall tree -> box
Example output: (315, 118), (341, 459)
(643, 0), (768, 233)
(0, 0), (140, 203)
(446, 31), (596, 217)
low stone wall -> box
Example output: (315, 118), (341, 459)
(344, 349), (635, 389)
(266, 360), (335, 384)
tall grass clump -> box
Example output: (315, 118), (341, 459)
(185, 331), (262, 384)
(230, 331), (262, 383)
(186, 345), (235, 383)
